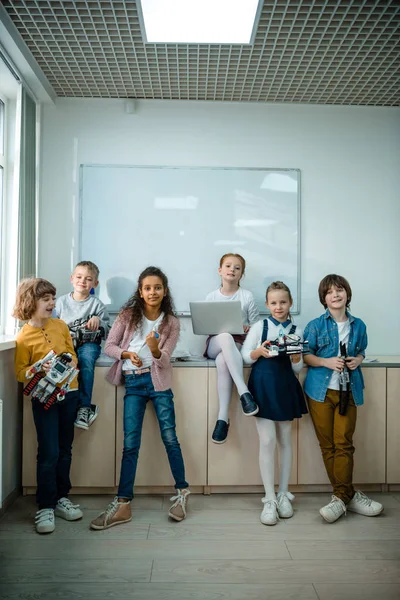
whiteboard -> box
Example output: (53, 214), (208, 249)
(80, 165), (300, 314)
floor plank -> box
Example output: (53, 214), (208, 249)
(151, 558), (400, 584)
(0, 583), (319, 600)
(286, 540), (400, 560)
(1, 559), (152, 584)
(0, 538), (291, 560)
(314, 583), (400, 600)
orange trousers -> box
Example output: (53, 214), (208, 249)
(307, 389), (357, 504)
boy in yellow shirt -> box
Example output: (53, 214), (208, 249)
(14, 278), (83, 534)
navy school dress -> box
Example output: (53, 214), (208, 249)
(248, 319), (308, 421)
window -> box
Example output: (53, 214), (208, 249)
(0, 98), (5, 331)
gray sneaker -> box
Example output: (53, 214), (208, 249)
(35, 508), (55, 534)
(55, 497), (83, 521)
(74, 406), (90, 430)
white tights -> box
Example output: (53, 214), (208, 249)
(207, 333), (249, 423)
(255, 418), (293, 500)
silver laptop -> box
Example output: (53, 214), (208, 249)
(189, 301), (244, 335)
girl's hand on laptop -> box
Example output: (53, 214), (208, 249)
(122, 351), (142, 367)
(86, 316), (100, 331)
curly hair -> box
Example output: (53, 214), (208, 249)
(318, 274), (352, 308)
(119, 266), (176, 331)
(13, 278), (56, 321)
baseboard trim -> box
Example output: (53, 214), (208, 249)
(0, 487), (21, 518)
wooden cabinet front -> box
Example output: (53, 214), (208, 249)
(115, 367), (208, 487)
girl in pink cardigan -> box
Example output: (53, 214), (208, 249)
(90, 267), (190, 530)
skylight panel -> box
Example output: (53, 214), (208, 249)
(138, 0), (262, 44)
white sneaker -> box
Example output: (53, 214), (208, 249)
(277, 491), (294, 518)
(319, 495), (346, 523)
(260, 497), (278, 526)
(55, 497), (83, 521)
(35, 508), (55, 534)
(347, 490), (384, 517)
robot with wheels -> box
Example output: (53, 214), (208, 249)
(24, 350), (79, 410)
(266, 332), (309, 357)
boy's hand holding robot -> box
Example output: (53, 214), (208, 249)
(24, 350), (79, 410)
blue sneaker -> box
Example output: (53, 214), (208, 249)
(212, 420), (229, 444)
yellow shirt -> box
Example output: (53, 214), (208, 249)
(15, 318), (78, 390)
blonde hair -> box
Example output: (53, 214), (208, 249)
(266, 281), (293, 319)
(74, 260), (99, 280)
(13, 278), (56, 321)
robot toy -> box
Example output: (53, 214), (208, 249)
(74, 325), (105, 348)
(23, 350), (79, 410)
(266, 333), (308, 357)
(338, 341), (351, 416)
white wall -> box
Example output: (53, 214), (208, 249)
(39, 99), (400, 355)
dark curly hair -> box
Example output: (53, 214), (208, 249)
(119, 266), (176, 331)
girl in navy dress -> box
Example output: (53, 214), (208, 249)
(241, 281), (307, 526)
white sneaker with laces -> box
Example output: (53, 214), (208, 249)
(35, 508), (55, 534)
(347, 490), (384, 516)
(277, 491), (295, 518)
(55, 497), (83, 521)
(319, 495), (346, 523)
(260, 497), (278, 526)
(74, 407), (90, 430)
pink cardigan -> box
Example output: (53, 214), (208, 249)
(104, 313), (180, 391)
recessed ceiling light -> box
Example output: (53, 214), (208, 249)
(137, 0), (262, 44)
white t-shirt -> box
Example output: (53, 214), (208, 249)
(328, 319), (350, 390)
(205, 288), (260, 326)
(241, 318), (304, 374)
(122, 314), (164, 371)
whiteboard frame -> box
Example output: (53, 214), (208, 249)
(79, 164), (301, 315)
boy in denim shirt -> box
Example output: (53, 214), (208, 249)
(304, 274), (383, 523)
(56, 261), (109, 430)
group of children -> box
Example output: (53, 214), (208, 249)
(13, 253), (384, 534)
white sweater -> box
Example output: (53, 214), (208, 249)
(241, 318), (304, 373)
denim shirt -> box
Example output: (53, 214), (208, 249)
(303, 309), (368, 406)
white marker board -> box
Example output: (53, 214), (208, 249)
(80, 165), (300, 314)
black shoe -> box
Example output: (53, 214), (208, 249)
(240, 392), (259, 416)
(212, 420), (229, 444)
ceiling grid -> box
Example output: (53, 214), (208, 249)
(2, 0), (399, 105)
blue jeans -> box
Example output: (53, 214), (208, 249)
(117, 372), (188, 499)
(77, 343), (101, 408)
(32, 390), (79, 509)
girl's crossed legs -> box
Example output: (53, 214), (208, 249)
(207, 333), (252, 423)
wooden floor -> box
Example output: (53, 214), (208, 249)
(0, 492), (400, 600)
